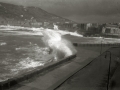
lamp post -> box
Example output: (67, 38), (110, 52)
(105, 51), (111, 90)
(100, 37), (104, 55)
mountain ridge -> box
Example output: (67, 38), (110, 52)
(0, 2), (74, 27)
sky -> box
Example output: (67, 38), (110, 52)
(0, 0), (120, 23)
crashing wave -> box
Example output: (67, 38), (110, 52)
(42, 29), (77, 60)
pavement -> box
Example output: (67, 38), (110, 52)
(56, 47), (120, 90)
(110, 65), (120, 90)
(8, 46), (110, 90)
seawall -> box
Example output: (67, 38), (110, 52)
(0, 54), (76, 90)
(73, 43), (120, 47)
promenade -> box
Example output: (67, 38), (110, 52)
(56, 47), (120, 90)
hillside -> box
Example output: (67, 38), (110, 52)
(0, 2), (73, 27)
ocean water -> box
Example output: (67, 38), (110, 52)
(0, 27), (77, 82)
(0, 30), (55, 82)
(1, 25), (120, 82)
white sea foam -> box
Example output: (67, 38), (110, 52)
(12, 44), (54, 73)
(16, 57), (44, 69)
(0, 42), (7, 46)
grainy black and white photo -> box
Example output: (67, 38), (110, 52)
(0, 0), (120, 90)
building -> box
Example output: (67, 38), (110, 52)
(102, 24), (120, 35)
(101, 24), (120, 38)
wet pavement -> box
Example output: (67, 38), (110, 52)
(56, 47), (120, 90)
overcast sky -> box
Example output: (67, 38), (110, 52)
(0, 0), (120, 23)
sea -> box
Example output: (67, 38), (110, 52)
(0, 25), (120, 82)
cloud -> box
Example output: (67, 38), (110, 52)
(66, 15), (120, 23)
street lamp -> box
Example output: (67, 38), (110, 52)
(100, 37), (104, 55)
(105, 50), (120, 90)
(105, 51), (111, 90)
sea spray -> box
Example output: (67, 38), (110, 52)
(42, 29), (77, 60)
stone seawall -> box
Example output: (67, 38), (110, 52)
(0, 54), (76, 90)
(73, 43), (120, 47)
